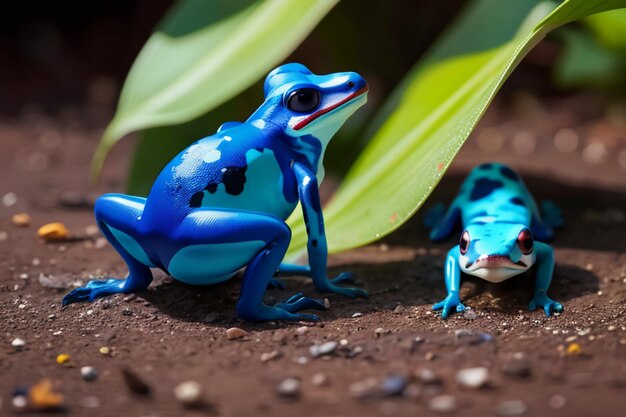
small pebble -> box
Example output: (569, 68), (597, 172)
(415, 368), (441, 384)
(549, 394), (566, 409)
(456, 367), (489, 388)
(0, 231), (8, 240)
(311, 372), (329, 387)
(295, 326), (309, 335)
(309, 341), (337, 358)
(12, 395), (28, 408)
(462, 307), (478, 320)
(565, 343), (582, 356)
(3, 192), (17, 207)
(496, 400), (528, 416)
(226, 327), (248, 340)
(351, 312), (363, 318)
(380, 375), (408, 397)
(12, 338), (26, 350)
(12, 213), (31, 227)
(429, 394), (457, 413)
(349, 377), (378, 400)
(174, 381), (203, 406)
(56, 353), (71, 365)
(81, 366), (98, 382)
(374, 327), (388, 337)
(260, 350), (282, 363)
(276, 377), (300, 398)
(99, 346), (111, 355)
(37, 222), (69, 242)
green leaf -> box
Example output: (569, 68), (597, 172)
(92, 0), (338, 182)
(553, 27), (626, 90)
(286, 0), (626, 260)
(585, 9), (626, 51)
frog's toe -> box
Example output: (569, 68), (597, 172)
(433, 296), (464, 319)
(62, 279), (126, 306)
(276, 292), (327, 313)
(330, 272), (356, 285)
(333, 286), (369, 299)
(543, 301), (563, 317)
(267, 277), (287, 290)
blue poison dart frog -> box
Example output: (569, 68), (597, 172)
(424, 163), (564, 319)
(63, 63), (369, 321)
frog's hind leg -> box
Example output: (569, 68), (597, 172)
(63, 194), (153, 306)
(172, 209), (326, 321)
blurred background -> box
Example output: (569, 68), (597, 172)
(1, 0), (625, 200)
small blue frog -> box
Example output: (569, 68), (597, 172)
(63, 63), (369, 321)
(424, 163), (564, 319)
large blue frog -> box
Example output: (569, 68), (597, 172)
(425, 163), (564, 319)
(63, 63), (369, 321)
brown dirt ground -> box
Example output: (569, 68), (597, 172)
(1, 94), (625, 417)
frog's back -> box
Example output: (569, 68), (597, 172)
(142, 123), (298, 224)
(457, 163), (535, 227)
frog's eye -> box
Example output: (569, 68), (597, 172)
(286, 88), (320, 113)
(459, 230), (470, 255)
(517, 228), (534, 255)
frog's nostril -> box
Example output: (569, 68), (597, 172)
(347, 81), (355, 88)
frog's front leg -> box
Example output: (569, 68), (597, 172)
(292, 161), (368, 299)
(63, 194), (154, 306)
(433, 246), (465, 319)
(173, 208), (326, 321)
(528, 242), (563, 317)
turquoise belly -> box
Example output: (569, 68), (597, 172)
(167, 240), (266, 285)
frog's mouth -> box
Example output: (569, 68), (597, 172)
(292, 85), (369, 131)
(465, 255), (527, 271)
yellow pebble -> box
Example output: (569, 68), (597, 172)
(38, 223), (69, 242)
(566, 343), (582, 356)
(56, 353), (71, 365)
(12, 213), (31, 227)
(99, 346), (111, 355)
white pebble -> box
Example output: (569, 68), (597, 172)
(429, 394), (457, 413)
(295, 326), (309, 335)
(276, 377), (300, 397)
(582, 142), (608, 165)
(174, 381), (202, 406)
(351, 312), (363, 318)
(311, 372), (329, 386)
(456, 367), (489, 388)
(12, 338), (25, 350)
(12, 395), (28, 408)
(81, 366), (98, 382)
(2, 192), (17, 207)
(309, 341), (337, 358)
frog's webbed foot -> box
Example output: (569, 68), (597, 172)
(433, 292), (465, 319)
(330, 272), (356, 285)
(276, 292), (327, 313)
(63, 278), (127, 305)
(529, 291), (563, 317)
(315, 274), (369, 299)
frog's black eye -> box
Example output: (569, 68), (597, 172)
(517, 228), (534, 255)
(459, 230), (470, 255)
(286, 88), (320, 113)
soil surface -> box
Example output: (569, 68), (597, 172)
(1, 94), (625, 417)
